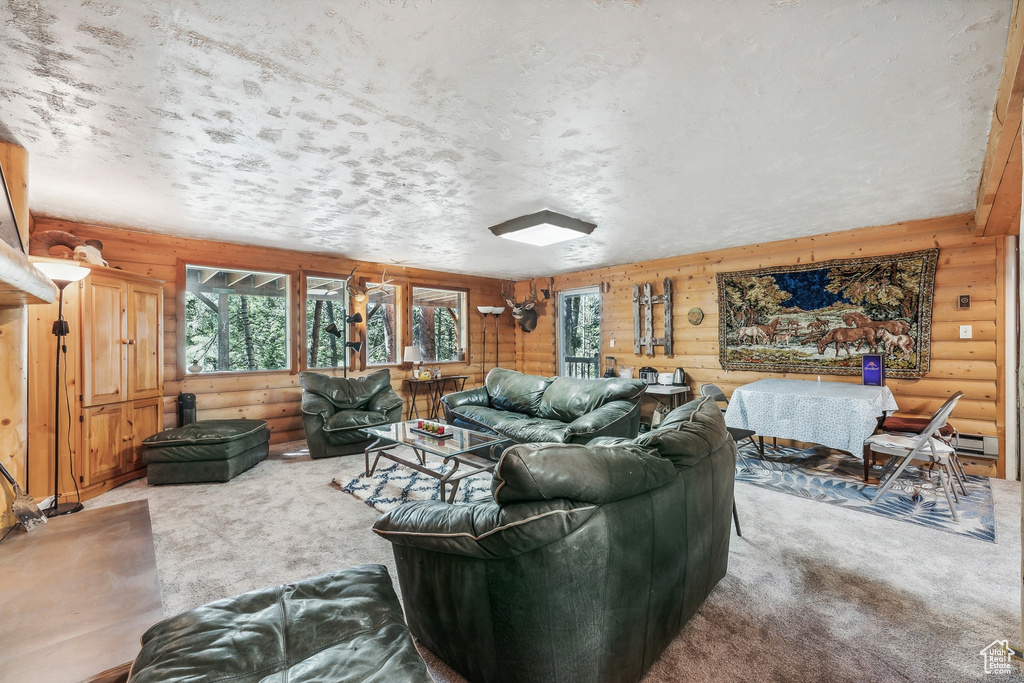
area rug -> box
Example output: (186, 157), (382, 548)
(736, 443), (995, 543)
(337, 454), (492, 513)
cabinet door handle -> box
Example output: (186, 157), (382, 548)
(122, 436), (131, 442)
(128, 339), (136, 345)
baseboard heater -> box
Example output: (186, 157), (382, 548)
(956, 433), (999, 460)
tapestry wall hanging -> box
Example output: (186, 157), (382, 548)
(716, 248), (939, 378)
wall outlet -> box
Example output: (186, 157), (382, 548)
(610, 339), (615, 348)
(959, 325), (972, 339)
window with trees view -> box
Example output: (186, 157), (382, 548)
(365, 284), (398, 365)
(306, 275), (349, 369)
(184, 266), (289, 373)
(558, 288), (601, 378)
(412, 287), (466, 362)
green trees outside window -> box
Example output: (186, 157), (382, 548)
(184, 266), (289, 373)
(412, 287), (466, 362)
(366, 284), (398, 365)
(306, 275), (348, 368)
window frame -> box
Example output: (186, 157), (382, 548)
(300, 269), (355, 372)
(176, 260), (296, 377)
(410, 283), (470, 365)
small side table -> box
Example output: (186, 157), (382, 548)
(402, 375), (469, 420)
(644, 384), (690, 411)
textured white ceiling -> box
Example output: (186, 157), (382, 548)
(0, 0), (1011, 279)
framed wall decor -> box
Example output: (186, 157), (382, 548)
(715, 248), (938, 378)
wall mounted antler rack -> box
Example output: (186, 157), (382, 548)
(633, 278), (673, 357)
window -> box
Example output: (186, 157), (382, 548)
(412, 286), (467, 362)
(184, 265), (289, 373)
(365, 284), (398, 365)
(558, 287), (601, 378)
(305, 275), (349, 369)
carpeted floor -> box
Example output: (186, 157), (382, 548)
(92, 440), (1024, 682)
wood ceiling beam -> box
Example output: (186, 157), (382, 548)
(226, 271), (250, 287)
(252, 273), (282, 289)
(975, 0), (1024, 237)
(198, 268), (220, 284)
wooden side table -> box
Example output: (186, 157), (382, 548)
(402, 375), (469, 420)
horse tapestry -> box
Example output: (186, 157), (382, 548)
(716, 248), (939, 378)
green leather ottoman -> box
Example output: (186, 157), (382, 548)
(127, 564), (433, 683)
(142, 419), (270, 485)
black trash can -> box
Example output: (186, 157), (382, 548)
(177, 393), (197, 427)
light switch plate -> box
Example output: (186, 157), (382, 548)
(610, 339), (615, 347)
(959, 325), (972, 339)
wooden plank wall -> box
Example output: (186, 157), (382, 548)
(514, 213), (1011, 476)
(31, 217), (516, 445)
(0, 140), (31, 528)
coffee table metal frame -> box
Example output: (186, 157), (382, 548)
(363, 421), (509, 503)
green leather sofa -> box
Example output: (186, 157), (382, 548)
(374, 396), (736, 683)
(300, 369), (404, 458)
(441, 367), (646, 445)
(128, 564), (433, 683)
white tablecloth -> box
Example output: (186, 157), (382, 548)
(724, 378), (899, 456)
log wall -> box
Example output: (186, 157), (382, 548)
(514, 213), (1012, 477)
(30, 217), (516, 446)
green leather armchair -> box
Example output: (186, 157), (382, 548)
(300, 369), (404, 458)
(441, 367), (646, 445)
(373, 396), (736, 683)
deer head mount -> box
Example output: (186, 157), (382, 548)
(502, 282), (540, 333)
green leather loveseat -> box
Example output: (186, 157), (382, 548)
(441, 367), (646, 444)
(300, 369), (404, 458)
(374, 396), (736, 683)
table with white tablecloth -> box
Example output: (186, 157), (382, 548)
(724, 378), (899, 458)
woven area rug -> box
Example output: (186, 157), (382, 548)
(336, 450), (492, 513)
(736, 443), (996, 542)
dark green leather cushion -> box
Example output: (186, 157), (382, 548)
(492, 442), (675, 505)
(146, 442), (268, 484)
(324, 410), (390, 432)
(634, 396), (730, 466)
(300, 369), (393, 410)
(537, 376), (646, 423)
(141, 420), (269, 462)
(485, 368), (552, 417)
(128, 564), (432, 683)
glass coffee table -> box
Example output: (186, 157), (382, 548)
(363, 421), (511, 503)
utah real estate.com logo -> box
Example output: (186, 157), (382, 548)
(980, 640), (1023, 675)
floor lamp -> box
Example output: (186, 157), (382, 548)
(477, 306), (491, 374)
(491, 307), (504, 369)
(34, 260), (90, 517)
(325, 311), (362, 377)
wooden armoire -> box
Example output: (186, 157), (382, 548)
(27, 260), (164, 502)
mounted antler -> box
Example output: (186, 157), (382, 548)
(366, 267), (394, 291)
(502, 281), (540, 333)
(345, 266), (367, 302)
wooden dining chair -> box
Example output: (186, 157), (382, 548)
(863, 392), (964, 522)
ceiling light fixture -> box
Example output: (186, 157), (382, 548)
(488, 210), (596, 247)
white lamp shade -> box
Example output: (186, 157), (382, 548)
(491, 307), (505, 315)
(477, 305), (490, 314)
(35, 261), (90, 286)
(403, 346), (422, 363)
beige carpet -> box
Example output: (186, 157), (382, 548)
(92, 440), (1024, 682)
